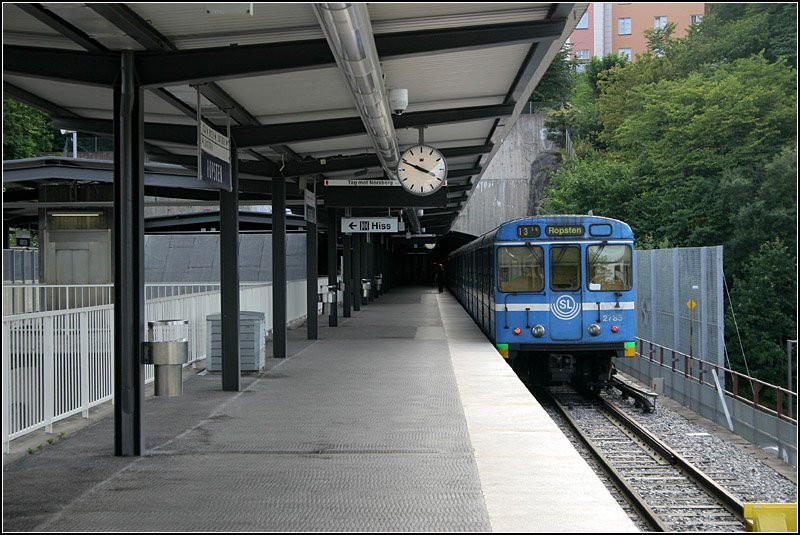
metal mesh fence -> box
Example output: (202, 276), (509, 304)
(635, 246), (725, 368)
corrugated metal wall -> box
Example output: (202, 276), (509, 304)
(144, 233), (307, 283)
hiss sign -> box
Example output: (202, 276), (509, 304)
(199, 121), (231, 191)
(341, 217), (399, 233)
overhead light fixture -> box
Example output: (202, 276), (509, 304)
(50, 212), (102, 217)
(206, 3), (252, 16)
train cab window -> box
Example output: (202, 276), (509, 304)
(587, 244), (633, 291)
(497, 246), (544, 292)
(549, 246), (581, 291)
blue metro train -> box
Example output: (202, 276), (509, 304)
(445, 215), (636, 392)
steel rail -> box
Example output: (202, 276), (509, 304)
(536, 387), (668, 532)
(598, 396), (746, 523)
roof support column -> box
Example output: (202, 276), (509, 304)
(272, 176), (287, 358)
(342, 233), (352, 318)
(352, 232), (361, 312)
(327, 207), (338, 327)
(113, 51), (145, 456)
(306, 207), (318, 340)
(360, 234), (369, 306)
(220, 143), (241, 390)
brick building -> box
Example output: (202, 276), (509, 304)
(569, 3), (705, 65)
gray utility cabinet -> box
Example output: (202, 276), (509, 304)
(206, 311), (266, 372)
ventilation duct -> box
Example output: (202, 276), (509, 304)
(313, 3), (400, 179)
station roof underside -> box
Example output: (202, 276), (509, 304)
(3, 3), (584, 237)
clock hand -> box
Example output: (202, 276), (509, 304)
(401, 159), (437, 177)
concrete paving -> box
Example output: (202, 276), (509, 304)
(3, 286), (638, 532)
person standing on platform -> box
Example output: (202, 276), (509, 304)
(435, 263), (445, 293)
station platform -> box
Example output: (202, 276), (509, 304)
(2, 287), (638, 532)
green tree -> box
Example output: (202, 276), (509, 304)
(661, 3), (797, 76)
(528, 45), (577, 111)
(542, 152), (638, 223)
(719, 148), (798, 280)
(596, 55), (796, 247)
(727, 239), (797, 394)
(643, 21), (677, 56)
(3, 98), (61, 159)
(585, 53), (629, 96)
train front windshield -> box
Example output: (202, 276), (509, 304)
(587, 245), (633, 291)
(497, 246), (544, 292)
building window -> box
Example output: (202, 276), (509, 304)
(576, 12), (589, 29)
(618, 17), (631, 35)
(575, 49), (590, 61)
(654, 16), (668, 30)
(690, 14), (703, 26)
(618, 48), (632, 60)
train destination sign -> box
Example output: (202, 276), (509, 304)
(517, 225), (541, 238)
(198, 121), (231, 191)
(341, 217), (399, 233)
(545, 225), (584, 237)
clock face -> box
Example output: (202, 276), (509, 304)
(397, 144), (447, 196)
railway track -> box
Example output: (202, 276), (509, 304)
(539, 385), (746, 532)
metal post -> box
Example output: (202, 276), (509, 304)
(353, 231), (361, 311)
(273, 176), (287, 358)
(343, 233), (352, 317)
(220, 137), (241, 389)
(367, 233), (374, 302)
(327, 207), (338, 327)
(306, 201), (318, 340)
(789, 340), (796, 420)
(361, 234), (369, 306)
(113, 50), (145, 456)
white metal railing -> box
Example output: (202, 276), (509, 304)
(2, 278), (323, 452)
(3, 284), (114, 316)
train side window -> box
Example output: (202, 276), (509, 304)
(587, 244), (632, 291)
(549, 246), (581, 291)
(497, 246), (544, 292)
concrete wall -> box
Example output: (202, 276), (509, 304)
(451, 114), (560, 237)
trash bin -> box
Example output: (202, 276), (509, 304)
(143, 319), (189, 397)
(361, 279), (372, 298)
(206, 311), (266, 372)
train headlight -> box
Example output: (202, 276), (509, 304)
(531, 325), (545, 338)
(588, 323), (601, 336)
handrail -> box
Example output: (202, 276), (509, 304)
(636, 337), (797, 425)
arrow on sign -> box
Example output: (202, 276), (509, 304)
(349, 222), (357, 230)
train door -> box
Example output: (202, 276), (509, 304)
(548, 245), (582, 341)
(489, 247), (494, 339)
